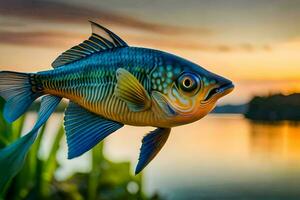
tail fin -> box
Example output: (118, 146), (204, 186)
(0, 71), (42, 123)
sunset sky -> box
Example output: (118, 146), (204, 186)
(0, 0), (299, 104)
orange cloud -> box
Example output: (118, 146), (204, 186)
(0, 30), (83, 48)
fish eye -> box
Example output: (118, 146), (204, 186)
(183, 78), (191, 88)
(178, 72), (200, 94)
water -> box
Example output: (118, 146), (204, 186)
(23, 114), (300, 200)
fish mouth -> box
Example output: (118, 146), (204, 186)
(203, 82), (234, 102)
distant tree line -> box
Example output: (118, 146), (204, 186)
(245, 93), (300, 121)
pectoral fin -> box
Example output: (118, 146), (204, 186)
(114, 68), (151, 112)
(64, 102), (123, 159)
(135, 127), (171, 174)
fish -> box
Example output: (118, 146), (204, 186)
(0, 21), (234, 191)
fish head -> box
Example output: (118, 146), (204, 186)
(151, 54), (234, 125)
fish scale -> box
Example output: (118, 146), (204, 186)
(37, 48), (160, 126)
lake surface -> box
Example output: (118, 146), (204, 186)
(23, 114), (300, 200)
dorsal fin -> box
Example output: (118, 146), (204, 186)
(52, 21), (128, 68)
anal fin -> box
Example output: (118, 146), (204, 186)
(64, 102), (123, 159)
(135, 127), (171, 174)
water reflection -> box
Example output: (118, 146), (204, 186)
(23, 114), (300, 200)
(106, 115), (300, 200)
(250, 121), (300, 163)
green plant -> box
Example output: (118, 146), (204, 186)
(0, 98), (160, 200)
